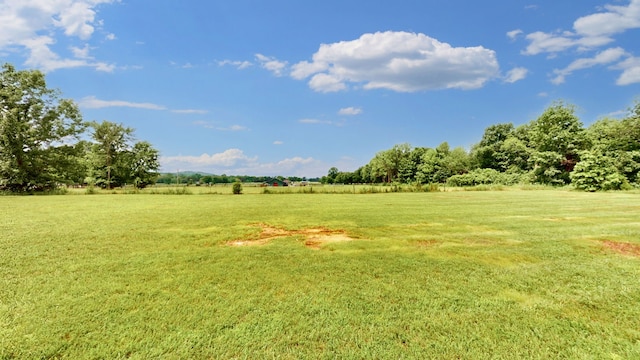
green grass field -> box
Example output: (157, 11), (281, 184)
(2, 190), (640, 359)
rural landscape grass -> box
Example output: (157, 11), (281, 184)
(2, 190), (640, 358)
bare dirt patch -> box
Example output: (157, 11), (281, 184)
(228, 224), (355, 249)
(602, 240), (640, 257)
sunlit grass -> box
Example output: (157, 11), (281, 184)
(2, 190), (640, 358)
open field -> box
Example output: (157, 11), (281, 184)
(2, 190), (640, 358)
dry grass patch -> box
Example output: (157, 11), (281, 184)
(602, 240), (640, 257)
(228, 223), (355, 249)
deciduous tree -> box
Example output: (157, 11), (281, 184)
(0, 63), (84, 191)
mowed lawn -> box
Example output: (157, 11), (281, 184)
(1, 190), (639, 359)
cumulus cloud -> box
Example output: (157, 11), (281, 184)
(504, 67), (528, 83)
(255, 53), (288, 76)
(551, 47), (627, 84)
(613, 56), (640, 85)
(523, 31), (612, 55)
(0, 0), (118, 72)
(161, 149), (257, 168)
(291, 31), (500, 92)
(338, 107), (363, 115)
(522, 0), (640, 55)
(507, 29), (523, 40)
(573, 0), (640, 38)
(518, 1), (640, 85)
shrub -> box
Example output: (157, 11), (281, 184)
(447, 168), (527, 187)
(232, 181), (243, 195)
(571, 152), (628, 191)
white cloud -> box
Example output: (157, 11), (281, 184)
(220, 125), (249, 131)
(551, 47), (627, 84)
(172, 109), (209, 114)
(507, 29), (523, 40)
(291, 31), (499, 92)
(105, 33), (116, 40)
(78, 96), (167, 110)
(70, 44), (92, 59)
(614, 56), (640, 85)
(218, 59), (253, 69)
(255, 53), (288, 76)
(0, 0), (118, 72)
(338, 107), (363, 115)
(573, 0), (640, 38)
(504, 67), (528, 83)
(192, 121), (249, 131)
(522, 31), (572, 55)
(299, 118), (332, 125)
(308, 73), (347, 93)
(522, 0), (640, 55)
(160, 150), (326, 177)
(161, 149), (258, 168)
(273, 141), (284, 145)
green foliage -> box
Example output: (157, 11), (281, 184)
(232, 181), (243, 194)
(531, 151), (567, 185)
(0, 63), (85, 191)
(447, 168), (528, 187)
(129, 141), (160, 189)
(88, 121), (159, 189)
(472, 123), (515, 170)
(527, 102), (587, 184)
(570, 151), (628, 191)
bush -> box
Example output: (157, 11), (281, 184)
(571, 152), (629, 191)
(232, 181), (243, 195)
(447, 169), (528, 187)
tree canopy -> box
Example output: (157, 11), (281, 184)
(0, 63), (160, 192)
(331, 100), (640, 191)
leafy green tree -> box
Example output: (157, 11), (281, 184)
(324, 167), (339, 184)
(88, 120), (160, 189)
(129, 141), (160, 189)
(499, 137), (531, 172)
(89, 121), (133, 188)
(472, 123), (515, 171)
(0, 63), (85, 191)
(416, 148), (439, 184)
(528, 102), (587, 184)
(398, 147), (429, 183)
(370, 143), (412, 183)
(443, 147), (471, 176)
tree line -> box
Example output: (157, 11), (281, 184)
(155, 173), (318, 185)
(0, 63), (159, 192)
(323, 101), (640, 191)
(3, 62), (638, 193)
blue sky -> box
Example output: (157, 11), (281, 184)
(1, 0), (639, 177)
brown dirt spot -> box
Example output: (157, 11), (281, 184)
(416, 240), (438, 248)
(228, 224), (355, 249)
(602, 240), (640, 257)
